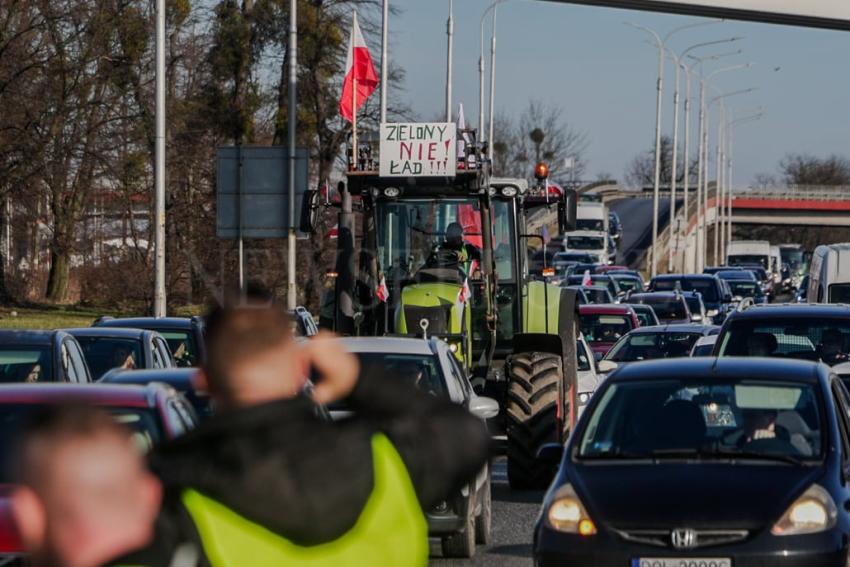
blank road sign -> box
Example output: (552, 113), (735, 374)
(216, 146), (309, 238)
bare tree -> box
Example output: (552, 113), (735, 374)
(779, 154), (850, 186)
(624, 135), (696, 188)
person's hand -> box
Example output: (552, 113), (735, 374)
(300, 331), (360, 405)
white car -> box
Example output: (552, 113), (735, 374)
(576, 335), (601, 416)
(334, 336), (497, 559)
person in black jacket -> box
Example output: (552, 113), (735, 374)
(116, 296), (491, 565)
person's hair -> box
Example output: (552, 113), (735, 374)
(203, 288), (294, 402)
(15, 405), (130, 486)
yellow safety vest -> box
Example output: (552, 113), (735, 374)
(181, 434), (429, 567)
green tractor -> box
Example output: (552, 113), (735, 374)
(301, 131), (579, 488)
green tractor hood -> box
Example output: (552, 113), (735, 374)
(395, 282), (471, 366)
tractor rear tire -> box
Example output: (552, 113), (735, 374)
(506, 352), (563, 490)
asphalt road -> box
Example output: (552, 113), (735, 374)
(429, 457), (542, 566)
(609, 197), (673, 268)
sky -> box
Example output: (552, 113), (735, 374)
(381, 0), (850, 186)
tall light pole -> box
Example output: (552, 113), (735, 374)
(487, 6), (499, 160)
(666, 37), (740, 272)
(480, 2), (506, 139)
(153, 0), (166, 317)
(626, 20), (719, 278)
(689, 58), (750, 271)
(707, 86), (756, 266)
(380, 0), (389, 123)
(446, 0), (454, 122)
(287, 0), (298, 310)
(725, 112), (764, 254)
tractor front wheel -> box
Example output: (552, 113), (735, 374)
(505, 352), (563, 490)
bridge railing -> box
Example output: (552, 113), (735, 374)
(738, 186), (850, 201)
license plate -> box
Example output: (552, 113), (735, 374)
(633, 559), (731, 567)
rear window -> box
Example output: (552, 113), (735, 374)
(717, 318), (850, 365)
(607, 332), (703, 362)
(580, 314), (633, 344)
(653, 278), (719, 302)
(0, 347), (53, 383)
(75, 337), (144, 379)
(567, 236), (605, 250)
(639, 298), (688, 320)
(576, 219), (604, 232)
(154, 330), (198, 367)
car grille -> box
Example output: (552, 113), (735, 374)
(404, 305), (451, 335)
(615, 529), (749, 549)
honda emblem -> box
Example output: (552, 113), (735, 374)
(671, 528), (698, 550)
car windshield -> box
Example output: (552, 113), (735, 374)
(729, 254), (769, 269)
(577, 379), (823, 461)
(576, 219), (605, 232)
(653, 278), (719, 302)
(782, 249), (805, 270)
(154, 330), (197, 367)
(607, 332), (704, 362)
(585, 288), (612, 304)
(567, 236), (604, 250)
(75, 337), (144, 379)
(729, 281), (763, 299)
(354, 353), (447, 397)
(692, 342), (715, 356)
(581, 314), (633, 344)
(717, 318), (850, 365)
(638, 298), (688, 320)
(0, 346), (53, 383)
(829, 284), (850, 303)
(0, 404), (164, 480)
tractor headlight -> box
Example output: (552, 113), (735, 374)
(546, 483), (597, 535)
(771, 485), (837, 536)
(448, 343), (458, 353)
(578, 392), (591, 405)
(500, 186), (518, 197)
(383, 187), (401, 198)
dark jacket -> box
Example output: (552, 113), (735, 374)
(113, 361), (490, 564)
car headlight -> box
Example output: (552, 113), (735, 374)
(771, 484), (837, 536)
(546, 483), (597, 535)
(706, 309), (719, 317)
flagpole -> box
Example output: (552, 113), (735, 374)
(352, 77), (358, 170)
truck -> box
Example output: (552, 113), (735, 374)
(576, 201), (608, 234)
(301, 127), (580, 489)
(807, 243), (850, 304)
(726, 240), (771, 271)
(563, 230), (609, 265)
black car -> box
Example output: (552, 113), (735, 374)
(603, 324), (719, 364)
(566, 285), (614, 305)
(566, 275), (623, 299)
(649, 274), (733, 323)
(627, 303), (660, 327)
(628, 292), (691, 325)
(93, 316), (206, 367)
(100, 367), (213, 419)
(66, 327), (175, 380)
(714, 304), (850, 365)
(0, 330), (91, 383)
(535, 357), (850, 566)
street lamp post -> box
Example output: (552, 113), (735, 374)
(446, 0), (453, 122)
(479, 1), (506, 143)
(665, 37), (740, 272)
(725, 112), (764, 254)
(626, 20), (720, 278)
(689, 58), (751, 271)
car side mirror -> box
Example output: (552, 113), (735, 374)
(299, 189), (321, 233)
(598, 360), (618, 373)
(469, 396), (500, 420)
(536, 442), (565, 465)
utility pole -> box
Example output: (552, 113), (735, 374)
(153, 0), (166, 317)
(446, 0), (453, 122)
(286, 0), (297, 310)
(380, 0), (389, 123)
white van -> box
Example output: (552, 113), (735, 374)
(807, 243), (850, 304)
(727, 240), (771, 271)
(576, 202), (608, 234)
(564, 230), (608, 265)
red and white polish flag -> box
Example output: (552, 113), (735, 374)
(339, 11), (379, 122)
(581, 269), (593, 287)
(376, 275), (389, 303)
(457, 278), (471, 306)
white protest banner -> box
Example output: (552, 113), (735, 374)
(379, 123), (457, 177)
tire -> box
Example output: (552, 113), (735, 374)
(441, 494), (476, 558)
(506, 352), (563, 490)
(474, 470), (492, 545)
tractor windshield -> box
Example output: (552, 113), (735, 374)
(376, 198), (483, 281)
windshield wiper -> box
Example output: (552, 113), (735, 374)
(710, 449), (805, 466)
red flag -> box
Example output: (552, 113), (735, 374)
(457, 278), (471, 306)
(581, 269), (592, 287)
(376, 275), (389, 303)
(339, 12), (378, 122)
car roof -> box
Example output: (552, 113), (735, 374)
(608, 356), (826, 384)
(0, 330), (61, 346)
(337, 337), (435, 355)
(727, 303), (850, 320)
(630, 292), (682, 300)
(65, 327), (152, 339)
(94, 317), (199, 330)
(652, 274), (716, 282)
(100, 368), (197, 388)
(579, 304), (635, 315)
(628, 323), (717, 334)
(0, 383), (170, 407)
